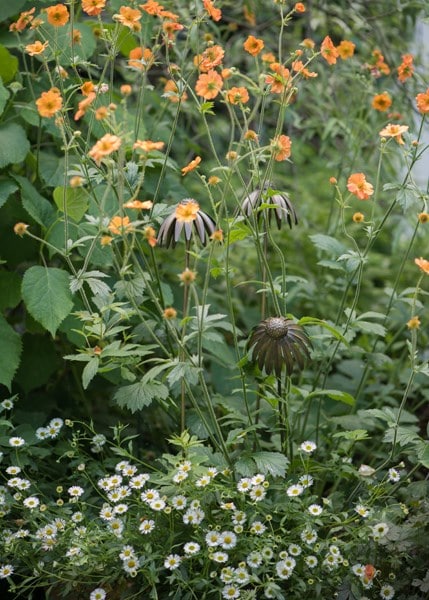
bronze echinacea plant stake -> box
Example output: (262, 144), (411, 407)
(158, 199), (216, 433)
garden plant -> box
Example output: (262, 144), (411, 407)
(0, 0), (428, 599)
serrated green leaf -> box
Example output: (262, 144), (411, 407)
(38, 152), (66, 187)
(13, 175), (56, 228)
(0, 45), (18, 84)
(0, 178), (18, 209)
(298, 317), (349, 345)
(309, 234), (346, 257)
(0, 78), (10, 116)
(0, 315), (22, 391)
(0, 271), (21, 310)
(307, 389), (355, 406)
(416, 441), (429, 469)
(0, 123), (30, 168)
(167, 361), (201, 386)
(252, 451), (289, 477)
(332, 429), (369, 441)
(114, 380), (169, 412)
(82, 356), (99, 389)
(21, 266), (73, 336)
(53, 187), (89, 223)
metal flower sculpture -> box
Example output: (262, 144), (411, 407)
(157, 198), (216, 248)
(247, 317), (312, 377)
(241, 183), (297, 229)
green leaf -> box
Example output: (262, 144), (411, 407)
(0, 45), (18, 84)
(309, 234), (346, 257)
(416, 441), (429, 469)
(307, 389), (355, 406)
(38, 152), (66, 187)
(167, 361), (201, 387)
(0, 315), (22, 391)
(82, 357), (99, 389)
(53, 187), (89, 223)
(0, 0), (26, 20)
(0, 271), (21, 310)
(332, 429), (370, 441)
(114, 380), (169, 412)
(252, 451), (289, 478)
(0, 78), (10, 116)
(0, 178), (18, 209)
(13, 175), (56, 228)
(0, 124), (30, 168)
(21, 266), (73, 336)
(298, 317), (349, 345)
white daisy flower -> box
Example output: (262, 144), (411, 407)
(184, 541), (200, 555)
(388, 468), (400, 483)
(164, 554), (181, 570)
(0, 564), (14, 578)
(379, 584), (395, 599)
(89, 587), (106, 600)
(9, 437), (25, 447)
(212, 551), (229, 563)
(222, 584), (240, 599)
(68, 486), (84, 497)
(220, 531), (237, 549)
(139, 519), (155, 534)
(308, 503), (323, 516)
(23, 496), (39, 509)
(286, 484), (304, 497)
(305, 555), (318, 568)
(300, 440), (317, 453)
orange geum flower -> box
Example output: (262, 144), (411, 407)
(123, 200), (153, 210)
(210, 229), (224, 242)
(352, 212), (364, 223)
(347, 173), (374, 200)
(320, 36), (339, 65)
(108, 216), (133, 235)
(82, 0), (106, 16)
(45, 4), (70, 27)
(243, 35), (264, 57)
(80, 81), (96, 96)
(179, 268), (197, 284)
(74, 92), (96, 121)
(89, 134), (122, 164)
(70, 176), (84, 187)
(416, 88), (429, 114)
(397, 54), (414, 82)
(181, 156), (202, 176)
(25, 40), (49, 56)
(379, 123), (409, 145)
(415, 257), (429, 275)
(140, 1), (164, 16)
(371, 92), (392, 112)
(418, 212), (429, 224)
(162, 21), (184, 38)
(291, 60), (317, 79)
(271, 134), (292, 161)
(407, 315), (420, 330)
(295, 3), (305, 12)
(9, 7), (35, 32)
(100, 235), (113, 246)
(301, 38), (315, 49)
(113, 6), (142, 32)
(244, 129), (258, 141)
(143, 226), (157, 247)
(203, 0), (222, 22)
(226, 86), (249, 105)
(128, 47), (154, 71)
(195, 70), (223, 100)
(133, 139), (165, 152)
(208, 176), (221, 186)
(120, 84), (132, 96)
(265, 63), (291, 94)
(95, 106), (109, 120)
(36, 88), (63, 118)
(164, 79), (188, 103)
(262, 52), (276, 63)
(163, 307), (177, 319)
(159, 9), (180, 20)
(337, 40), (355, 60)
(196, 45), (225, 72)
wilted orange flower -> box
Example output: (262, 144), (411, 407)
(128, 47), (154, 70)
(301, 38), (315, 49)
(243, 35), (264, 56)
(144, 226), (157, 247)
(329, 177), (337, 185)
(108, 216), (132, 235)
(36, 88), (63, 118)
(45, 4), (70, 27)
(164, 79), (188, 103)
(265, 63), (291, 94)
(95, 105), (109, 119)
(162, 21), (184, 38)
(82, 0), (106, 16)
(262, 52), (276, 63)
(372, 92), (392, 112)
(100, 235), (113, 246)
(397, 54), (414, 82)
(195, 45), (225, 72)
(353, 212), (364, 223)
(291, 60), (317, 78)
(295, 3), (305, 12)
(337, 40), (355, 60)
(407, 315), (420, 329)
(120, 84), (132, 96)
(14, 222), (29, 236)
(72, 29), (82, 43)
(113, 6), (142, 31)
(181, 156), (202, 176)
(25, 40), (49, 56)
(175, 199), (200, 222)
(244, 129), (258, 141)
(70, 176), (84, 188)
(9, 7), (35, 32)
(179, 268), (197, 284)
(370, 49), (390, 76)
(418, 212), (429, 224)
(203, 0), (222, 22)
(89, 134), (122, 164)
(379, 123), (409, 145)
(195, 69), (223, 99)
(226, 86), (250, 104)
(347, 173), (374, 200)
(208, 176), (221, 185)
(321, 36), (339, 65)
(271, 134), (292, 161)
(163, 307), (177, 319)
(416, 88), (429, 114)
(415, 257), (429, 274)
(140, 0), (164, 16)
(74, 92), (96, 121)
(211, 229), (224, 242)
(124, 200), (153, 210)
(133, 139), (165, 152)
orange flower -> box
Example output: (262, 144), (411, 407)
(195, 69), (223, 99)
(301, 38), (315, 49)
(226, 86), (250, 104)
(262, 52), (276, 63)
(89, 134), (122, 164)
(211, 229), (224, 242)
(291, 60), (317, 79)
(100, 235), (113, 246)
(208, 176), (221, 185)
(265, 63), (291, 94)
(175, 199), (200, 222)
(144, 226), (157, 247)
(181, 156), (202, 176)
(416, 88), (429, 114)
(120, 84), (132, 96)
(72, 29), (82, 43)
(113, 6), (142, 32)
(123, 200), (153, 210)
(162, 21), (184, 38)
(25, 40), (49, 56)
(108, 216), (132, 235)
(140, 1), (164, 16)
(371, 92), (392, 112)
(14, 222), (29, 236)
(82, 0), (106, 16)
(244, 129), (258, 141)
(243, 35), (264, 57)
(353, 212), (364, 223)
(243, 5), (255, 25)
(74, 92), (96, 121)
(271, 135), (292, 161)
(370, 49), (390, 76)
(203, 0), (222, 22)
(133, 139), (165, 152)
(379, 123), (409, 145)
(9, 7), (35, 32)
(128, 47), (154, 70)
(163, 307), (177, 319)
(337, 40), (355, 60)
(94, 105), (109, 119)
(179, 268), (197, 284)
(407, 316), (420, 330)
(36, 88), (63, 118)
(418, 212), (429, 224)
(295, 3), (305, 12)
(164, 79), (188, 103)
(415, 257), (429, 274)
(195, 45), (225, 72)
(347, 173), (374, 200)
(45, 4), (70, 27)
(363, 565), (376, 582)
(397, 54), (414, 82)
(80, 81), (96, 96)
(320, 36), (339, 65)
